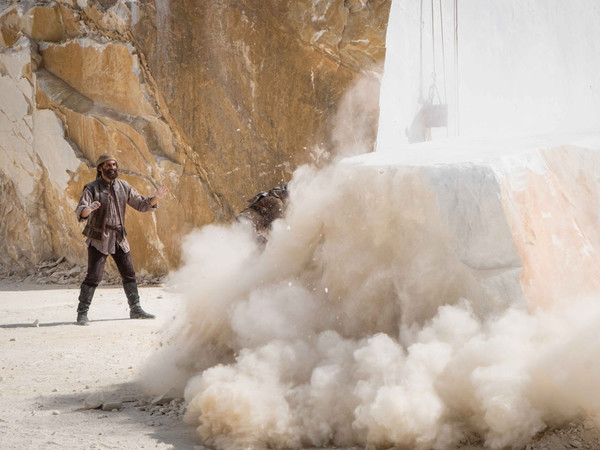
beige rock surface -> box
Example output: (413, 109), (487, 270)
(0, 0), (390, 276)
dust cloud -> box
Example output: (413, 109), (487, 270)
(330, 70), (383, 160)
(146, 158), (600, 449)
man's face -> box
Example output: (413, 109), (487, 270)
(101, 160), (118, 180)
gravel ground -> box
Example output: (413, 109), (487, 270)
(0, 281), (202, 449)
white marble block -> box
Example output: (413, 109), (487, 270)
(344, 134), (600, 316)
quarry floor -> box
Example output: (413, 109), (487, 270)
(0, 282), (200, 449)
(1, 281), (600, 450)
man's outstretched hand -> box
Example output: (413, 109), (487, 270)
(149, 185), (169, 206)
(155, 185), (169, 199)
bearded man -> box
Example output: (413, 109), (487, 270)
(74, 154), (168, 325)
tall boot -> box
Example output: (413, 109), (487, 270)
(76, 283), (96, 325)
(123, 281), (155, 319)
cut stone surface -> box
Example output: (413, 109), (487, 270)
(344, 133), (600, 310)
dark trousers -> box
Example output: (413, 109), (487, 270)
(82, 245), (136, 287)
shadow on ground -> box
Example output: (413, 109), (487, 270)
(37, 381), (203, 449)
(0, 318), (130, 328)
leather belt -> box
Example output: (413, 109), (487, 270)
(105, 224), (123, 231)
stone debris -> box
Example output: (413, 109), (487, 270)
(39, 257), (65, 270)
(83, 392), (104, 410)
(0, 257), (165, 286)
(151, 387), (179, 406)
(101, 402), (124, 412)
(82, 392), (185, 422)
(144, 397), (186, 420)
(459, 433), (484, 447)
(453, 417), (600, 449)
(508, 417), (600, 450)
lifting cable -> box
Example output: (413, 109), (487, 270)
(419, 0), (424, 102)
(431, 0), (436, 94)
(454, 0), (460, 135)
(419, 0), (446, 106)
(416, 0), (459, 138)
(439, 0), (447, 105)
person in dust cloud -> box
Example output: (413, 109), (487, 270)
(74, 153), (169, 326)
(236, 183), (289, 243)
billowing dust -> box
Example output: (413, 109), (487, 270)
(144, 159), (600, 449)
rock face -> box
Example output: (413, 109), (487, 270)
(0, 0), (390, 275)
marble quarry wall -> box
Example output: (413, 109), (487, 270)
(0, 0), (390, 276)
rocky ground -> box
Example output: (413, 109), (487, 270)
(1, 276), (600, 450)
(0, 279), (205, 449)
(0, 257), (166, 287)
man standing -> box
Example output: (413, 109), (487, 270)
(74, 154), (168, 325)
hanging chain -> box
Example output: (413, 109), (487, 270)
(440, 0), (447, 104)
(454, 0), (460, 135)
(431, 0), (436, 83)
(419, 0), (425, 102)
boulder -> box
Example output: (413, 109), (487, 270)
(345, 134), (600, 312)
